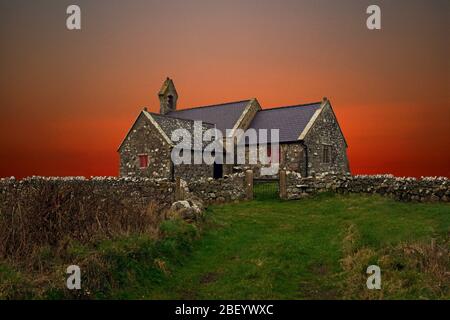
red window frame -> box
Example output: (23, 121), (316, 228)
(138, 154), (149, 169)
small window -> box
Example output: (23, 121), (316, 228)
(168, 95), (174, 109)
(322, 145), (331, 164)
(138, 154), (149, 168)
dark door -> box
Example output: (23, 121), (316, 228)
(213, 162), (223, 179)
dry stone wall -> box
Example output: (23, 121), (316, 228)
(286, 172), (449, 202)
(0, 176), (177, 259)
(185, 173), (246, 204)
(0, 176), (176, 209)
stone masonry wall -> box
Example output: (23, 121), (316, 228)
(280, 143), (304, 173)
(286, 172), (450, 202)
(119, 113), (173, 179)
(303, 104), (350, 176)
(173, 151), (214, 181)
(186, 173), (246, 204)
(0, 173), (245, 224)
(174, 162), (214, 181)
(223, 99), (261, 176)
(231, 143), (303, 178)
(0, 176), (176, 209)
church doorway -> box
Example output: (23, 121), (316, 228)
(213, 162), (223, 179)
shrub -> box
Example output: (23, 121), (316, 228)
(0, 179), (165, 264)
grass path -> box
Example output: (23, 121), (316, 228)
(119, 193), (450, 299)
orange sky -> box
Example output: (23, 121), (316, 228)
(0, 0), (449, 178)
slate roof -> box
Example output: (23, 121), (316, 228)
(150, 112), (216, 150)
(247, 102), (322, 143)
(166, 100), (251, 133)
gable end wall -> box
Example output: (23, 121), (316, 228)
(119, 114), (173, 178)
(223, 99), (261, 175)
(303, 104), (350, 175)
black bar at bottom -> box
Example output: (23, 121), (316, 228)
(0, 300), (446, 319)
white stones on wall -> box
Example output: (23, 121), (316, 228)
(285, 172), (449, 203)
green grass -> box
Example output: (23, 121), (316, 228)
(111, 193), (450, 299)
(0, 219), (201, 300)
(253, 181), (279, 201)
(2, 193), (448, 299)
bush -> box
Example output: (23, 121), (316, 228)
(0, 179), (166, 264)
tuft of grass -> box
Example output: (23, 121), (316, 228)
(0, 264), (34, 299)
(339, 227), (449, 299)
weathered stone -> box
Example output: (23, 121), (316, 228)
(171, 200), (191, 211)
(285, 173), (450, 203)
(186, 173), (246, 205)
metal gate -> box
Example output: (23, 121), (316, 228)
(253, 178), (279, 200)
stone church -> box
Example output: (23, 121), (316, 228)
(118, 78), (350, 180)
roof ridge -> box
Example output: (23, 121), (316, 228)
(260, 102), (322, 112)
(148, 111), (216, 126)
(171, 99), (251, 112)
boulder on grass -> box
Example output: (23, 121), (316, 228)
(170, 198), (205, 222)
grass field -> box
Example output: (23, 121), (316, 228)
(111, 192), (449, 300)
(1, 191), (448, 299)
